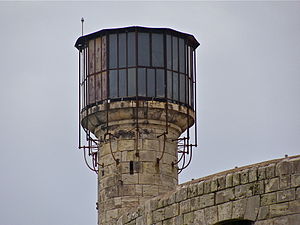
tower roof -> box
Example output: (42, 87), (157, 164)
(75, 26), (200, 50)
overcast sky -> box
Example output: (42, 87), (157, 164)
(0, 1), (299, 225)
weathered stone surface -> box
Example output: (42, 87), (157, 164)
(292, 158), (300, 174)
(197, 181), (204, 195)
(253, 180), (265, 195)
(165, 204), (179, 219)
(194, 209), (206, 225)
(190, 196), (201, 211)
(204, 180), (211, 193)
(273, 216), (288, 225)
(291, 174), (300, 187)
(258, 167), (266, 180)
(135, 216), (145, 225)
(269, 202), (289, 217)
(244, 195), (260, 221)
(277, 189), (295, 203)
(199, 193), (215, 209)
(289, 199), (300, 214)
(183, 212), (194, 225)
(153, 208), (164, 223)
(232, 172), (240, 186)
(217, 176), (226, 190)
(175, 187), (187, 203)
(249, 167), (258, 182)
(276, 161), (292, 176)
(225, 173), (233, 188)
(204, 206), (218, 225)
(288, 214), (300, 224)
(216, 188), (235, 204)
(261, 193), (277, 206)
(218, 202), (232, 221)
(187, 184), (198, 198)
(296, 187), (300, 199)
(232, 199), (247, 219)
(235, 184), (253, 199)
(211, 178), (218, 192)
(179, 199), (191, 214)
(266, 164), (276, 178)
(258, 206), (269, 220)
(240, 169), (249, 184)
(280, 175), (291, 189)
(265, 178), (279, 193)
(174, 215), (183, 225)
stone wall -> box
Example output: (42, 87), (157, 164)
(117, 155), (300, 225)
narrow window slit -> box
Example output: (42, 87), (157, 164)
(129, 161), (134, 174)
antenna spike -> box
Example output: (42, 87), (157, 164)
(81, 17), (84, 36)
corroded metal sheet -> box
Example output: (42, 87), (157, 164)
(101, 36), (106, 71)
(88, 75), (95, 104)
(88, 40), (95, 75)
(95, 38), (102, 73)
(95, 73), (102, 102)
(102, 72), (107, 99)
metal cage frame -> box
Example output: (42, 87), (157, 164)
(76, 26), (200, 174)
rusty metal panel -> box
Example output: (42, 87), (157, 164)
(102, 72), (107, 99)
(101, 36), (107, 71)
(88, 40), (95, 75)
(95, 73), (102, 102)
(88, 75), (95, 104)
(95, 38), (102, 73)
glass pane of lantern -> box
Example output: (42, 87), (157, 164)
(119, 33), (126, 68)
(152, 33), (164, 67)
(138, 68), (146, 96)
(109, 34), (117, 69)
(167, 70), (172, 99)
(138, 32), (150, 67)
(166, 35), (172, 70)
(156, 69), (165, 97)
(109, 70), (118, 98)
(128, 68), (136, 97)
(172, 36), (178, 71)
(180, 73), (186, 103)
(127, 32), (136, 67)
(173, 72), (179, 101)
(179, 38), (185, 73)
(147, 69), (155, 97)
(119, 69), (127, 97)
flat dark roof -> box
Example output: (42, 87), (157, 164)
(75, 26), (200, 50)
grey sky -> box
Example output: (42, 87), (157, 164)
(0, 2), (299, 225)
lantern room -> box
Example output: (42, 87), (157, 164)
(75, 26), (199, 111)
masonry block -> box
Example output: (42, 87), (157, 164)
(218, 202), (232, 221)
(265, 178), (279, 193)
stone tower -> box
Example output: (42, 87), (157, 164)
(75, 26), (199, 225)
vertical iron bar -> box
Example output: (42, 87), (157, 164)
(78, 50), (81, 149)
(106, 34), (109, 134)
(94, 39), (97, 104)
(186, 42), (190, 151)
(163, 32), (168, 134)
(135, 29), (139, 156)
(194, 49), (198, 147)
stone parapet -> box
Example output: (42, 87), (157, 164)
(118, 155), (300, 225)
